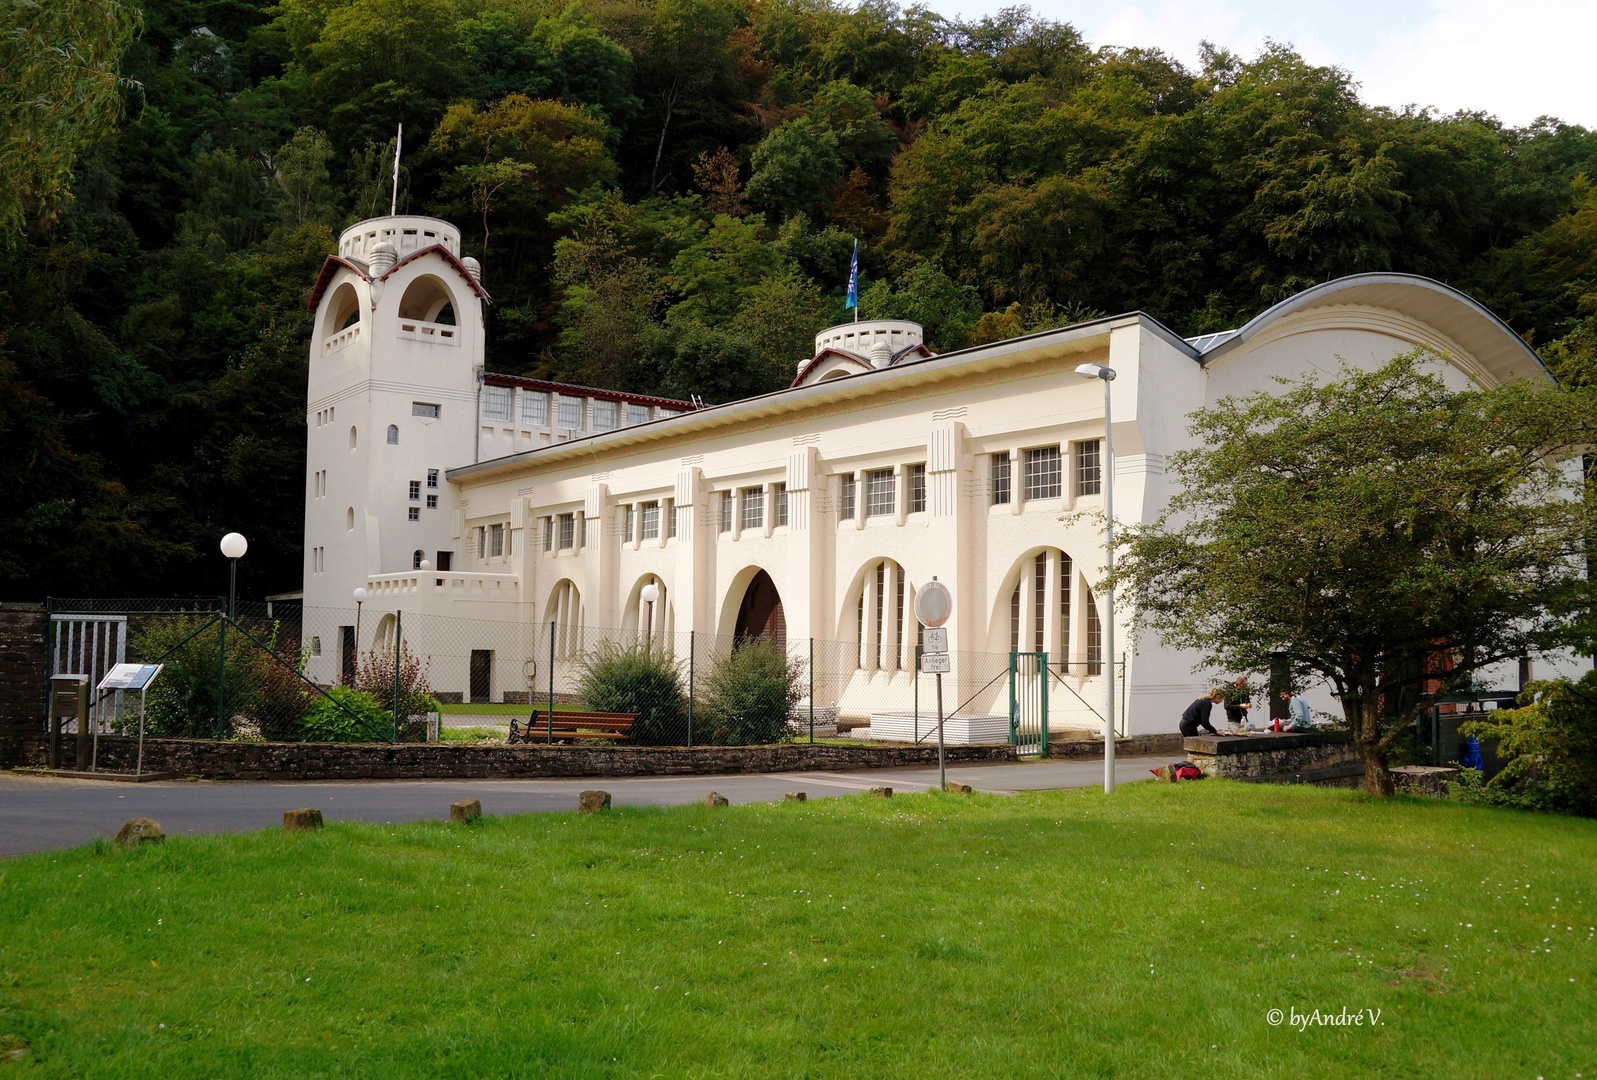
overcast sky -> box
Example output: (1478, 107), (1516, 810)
(929, 0), (1596, 129)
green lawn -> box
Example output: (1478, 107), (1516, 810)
(437, 703), (587, 715)
(1, 783), (1593, 1078)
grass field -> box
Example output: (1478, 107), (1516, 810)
(1, 782), (1593, 1078)
(437, 703), (582, 715)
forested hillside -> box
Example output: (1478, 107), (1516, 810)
(6, 0), (1597, 599)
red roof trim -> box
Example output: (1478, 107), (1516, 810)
(484, 372), (695, 411)
(388, 244), (491, 303)
(306, 256), (369, 314)
(304, 244), (491, 314)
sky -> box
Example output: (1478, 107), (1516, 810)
(929, 0), (1597, 129)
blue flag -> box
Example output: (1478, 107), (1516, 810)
(845, 240), (859, 310)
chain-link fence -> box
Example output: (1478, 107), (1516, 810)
(44, 598), (1126, 750)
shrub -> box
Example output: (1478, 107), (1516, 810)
(1457, 674), (1597, 817)
(298, 686), (393, 742)
(247, 646), (316, 741)
(698, 640), (802, 745)
(576, 642), (689, 745)
(132, 614), (258, 739)
(354, 644), (441, 722)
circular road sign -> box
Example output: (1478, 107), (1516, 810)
(914, 579), (952, 628)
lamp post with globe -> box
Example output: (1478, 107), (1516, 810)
(641, 581), (660, 648)
(352, 587), (368, 684)
(220, 532), (248, 618)
(216, 532), (248, 735)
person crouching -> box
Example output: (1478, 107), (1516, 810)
(1180, 690), (1224, 737)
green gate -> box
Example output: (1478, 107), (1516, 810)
(1008, 651), (1048, 756)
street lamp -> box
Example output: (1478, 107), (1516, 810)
(640, 581), (660, 647)
(1075, 362), (1118, 794)
(353, 587), (368, 675)
(219, 532), (248, 618)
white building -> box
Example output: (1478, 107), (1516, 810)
(302, 212), (1561, 734)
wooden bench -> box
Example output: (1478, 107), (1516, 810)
(508, 710), (636, 743)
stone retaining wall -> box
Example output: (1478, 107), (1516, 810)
(1, 734), (1015, 781)
(1048, 733), (1184, 760)
(0, 607), (46, 741)
(1183, 731), (1355, 779)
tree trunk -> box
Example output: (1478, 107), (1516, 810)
(1356, 697), (1394, 796)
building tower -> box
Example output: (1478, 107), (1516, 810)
(302, 215), (488, 674)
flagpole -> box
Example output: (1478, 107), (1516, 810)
(389, 123), (404, 216)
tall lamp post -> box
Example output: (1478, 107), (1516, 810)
(217, 532), (248, 735)
(220, 533), (248, 617)
(352, 587), (368, 683)
(640, 581), (660, 648)
(1074, 362), (1117, 794)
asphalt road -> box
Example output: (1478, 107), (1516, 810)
(0, 756), (1162, 858)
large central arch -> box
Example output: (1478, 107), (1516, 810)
(732, 569), (785, 646)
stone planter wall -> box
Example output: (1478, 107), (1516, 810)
(2, 733), (1015, 782)
(1182, 731), (1355, 779)
(1048, 733), (1184, 760)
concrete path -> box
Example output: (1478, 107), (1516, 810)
(0, 756), (1162, 858)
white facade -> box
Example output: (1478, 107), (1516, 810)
(302, 216), (1569, 731)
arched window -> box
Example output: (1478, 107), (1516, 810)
(349, 426), (357, 451)
(999, 549), (1088, 673)
(545, 580), (583, 660)
(398, 276), (457, 323)
(848, 558), (910, 672)
(387, 424), (399, 444)
(346, 507), (355, 532)
(413, 549), (425, 570)
(321, 282), (360, 340)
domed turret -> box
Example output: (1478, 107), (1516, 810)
(868, 339), (893, 368)
(461, 256), (483, 286)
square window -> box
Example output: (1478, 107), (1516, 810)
(437, 551), (452, 571)
(909, 463), (926, 513)
(412, 402), (440, 419)
(427, 469), (438, 488)
(409, 480), (420, 501)
(1074, 439), (1102, 496)
(558, 513), (574, 550)
(311, 636), (321, 656)
(426, 494), (438, 509)
(641, 500), (659, 539)
(865, 469), (895, 517)
(840, 474), (856, 520)
(521, 391), (549, 426)
(482, 386), (512, 422)
(741, 486), (764, 531)
(775, 483), (788, 527)
(625, 403), (650, 426)
(1024, 446), (1062, 500)
(991, 452), (1011, 505)
(719, 491), (734, 533)
(556, 394), (584, 430)
(490, 522), (504, 557)
(408, 506), (420, 521)
(593, 399), (618, 432)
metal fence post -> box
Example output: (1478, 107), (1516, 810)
(392, 609), (402, 743)
(808, 637), (814, 744)
(547, 620), (555, 744)
(687, 630), (695, 748)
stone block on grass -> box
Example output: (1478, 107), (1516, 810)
(579, 789), (611, 812)
(869, 786), (892, 798)
(946, 781), (973, 795)
(113, 817), (164, 850)
(283, 808), (323, 832)
(705, 792), (729, 807)
(784, 791), (806, 802)
(450, 798), (482, 823)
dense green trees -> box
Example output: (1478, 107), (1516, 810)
(6, 0), (1597, 598)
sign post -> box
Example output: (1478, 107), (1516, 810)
(97, 664), (163, 777)
(913, 579), (953, 791)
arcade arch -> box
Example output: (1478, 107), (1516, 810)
(544, 579), (583, 659)
(844, 557), (916, 673)
(994, 548), (1102, 675)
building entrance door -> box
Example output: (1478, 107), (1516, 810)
(470, 650), (492, 703)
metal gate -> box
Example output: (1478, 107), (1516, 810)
(1008, 651), (1048, 756)
(49, 614), (127, 732)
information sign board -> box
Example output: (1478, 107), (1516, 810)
(920, 652), (951, 674)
